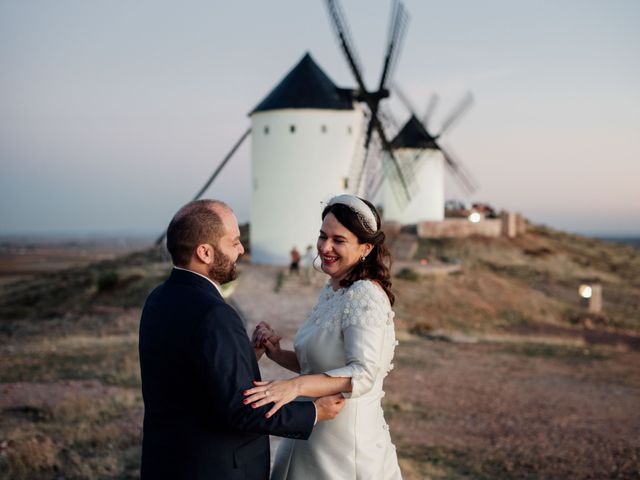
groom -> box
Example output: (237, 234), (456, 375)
(139, 199), (345, 479)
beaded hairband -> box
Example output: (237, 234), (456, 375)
(327, 194), (377, 233)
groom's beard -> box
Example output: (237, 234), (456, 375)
(208, 246), (237, 285)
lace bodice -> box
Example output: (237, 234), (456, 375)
(294, 279), (398, 398)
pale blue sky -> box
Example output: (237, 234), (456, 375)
(1, 0), (639, 235)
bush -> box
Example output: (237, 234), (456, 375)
(395, 268), (419, 282)
(96, 271), (119, 292)
(274, 271), (285, 293)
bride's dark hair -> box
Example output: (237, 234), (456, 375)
(321, 198), (395, 306)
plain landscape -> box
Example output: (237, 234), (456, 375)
(0, 226), (639, 479)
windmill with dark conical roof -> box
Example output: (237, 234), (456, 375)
(377, 88), (478, 223)
(249, 52), (367, 264)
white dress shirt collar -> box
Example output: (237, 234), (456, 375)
(173, 266), (223, 297)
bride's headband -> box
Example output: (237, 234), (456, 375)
(327, 194), (378, 233)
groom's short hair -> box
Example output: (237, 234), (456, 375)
(166, 199), (229, 267)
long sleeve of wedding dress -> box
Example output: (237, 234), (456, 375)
(324, 281), (390, 398)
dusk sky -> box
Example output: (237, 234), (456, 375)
(1, 1), (638, 236)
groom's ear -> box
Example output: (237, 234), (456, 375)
(195, 243), (214, 265)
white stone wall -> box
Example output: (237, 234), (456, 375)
(250, 108), (364, 264)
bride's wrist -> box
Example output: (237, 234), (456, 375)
(291, 376), (303, 396)
(270, 348), (284, 365)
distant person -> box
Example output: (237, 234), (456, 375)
(289, 246), (301, 275)
(250, 194), (402, 479)
(301, 244), (315, 283)
(138, 199), (345, 479)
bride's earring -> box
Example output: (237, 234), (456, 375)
(360, 255), (366, 262)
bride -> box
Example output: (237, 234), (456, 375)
(246, 194), (402, 479)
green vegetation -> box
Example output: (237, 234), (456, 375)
(274, 270), (285, 293)
(499, 342), (608, 362)
(96, 271), (119, 292)
(395, 267), (419, 282)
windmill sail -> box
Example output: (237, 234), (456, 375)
(325, 0), (412, 203)
(154, 128), (251, 246)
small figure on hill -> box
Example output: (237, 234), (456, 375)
(302, 244), (315, 284)
(290, 246), (301, 275)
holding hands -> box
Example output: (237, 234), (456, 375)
(252, 321), (283, 361)
(248, 321), (347, 421)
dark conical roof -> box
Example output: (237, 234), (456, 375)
(391, 115), (439, 149)
(251, 52), (354, 114)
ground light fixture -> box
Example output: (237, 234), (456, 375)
(578, 282), (602, 313)
(578, 284), (593, 299)
(468, 212), (482, 223)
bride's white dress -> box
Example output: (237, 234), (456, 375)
(271, 280), (402, 480)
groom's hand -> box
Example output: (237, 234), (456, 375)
(314, 394), (346, 422)
(254, 345), (266, 361)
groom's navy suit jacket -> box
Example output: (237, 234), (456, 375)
(139, 268), (315, 479)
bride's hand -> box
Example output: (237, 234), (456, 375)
(252, 322), (279, 347)
(253, 323), (282, 361)
(243, 378), (301, 418)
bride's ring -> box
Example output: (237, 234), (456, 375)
(265, 390), (270, 397)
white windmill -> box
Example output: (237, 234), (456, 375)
(376, 89), (478, 223)
(249, 53), (365, 264)
(155, 0), (416, 264)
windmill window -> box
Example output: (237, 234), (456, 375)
(342, 177), (349, 189)
(347, 126), (352, 135)
(321, 125), (327, 133)
(264, 126), (269, 135)
(290, 125), (296, 133)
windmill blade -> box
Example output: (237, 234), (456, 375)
(325, 0), (377, 195)
(439, 143), (478, 195)
(325, 0), (412, 203)
(377, 0), (410, 91)
(392, 82), (419, 118)
(324, 0), (368, 94)
(438, 91), (474, 137)
(154, 127), (251, 246)
(346, 113), (370, 195)
(378, 103), (401, 137)
(423, 93), (439, 129)
(357, 112), (413, 204)
(369, 146), (420, 203)
(373, 115), (412, 202)
(353, 113), (377, 193)
(361, 133), (384, 196)
(369, 112), (421, 203)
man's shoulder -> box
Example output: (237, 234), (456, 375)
(142, 276), (224, 320)
(201, 301), (244, 331)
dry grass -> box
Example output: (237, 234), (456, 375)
(0, 384), (141, 479)
(385, 335), (640, 479)
(407, 228), (640, 333)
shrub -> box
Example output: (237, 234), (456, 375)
(396, 268), (419, 282)
(97, 271), (119, 292)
